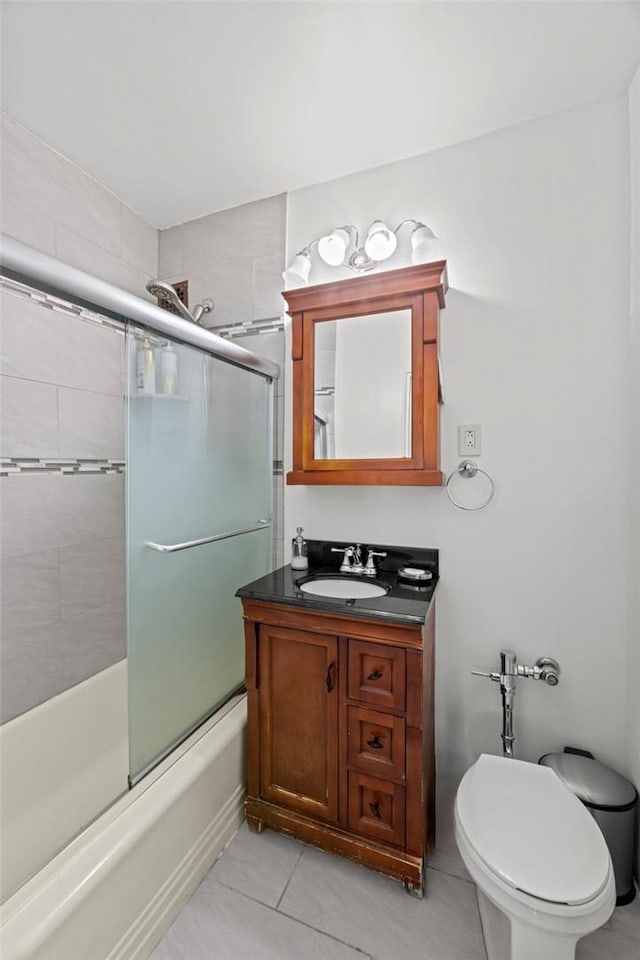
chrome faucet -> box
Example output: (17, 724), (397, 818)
(472, 650), (561, 758)
(351, 544), (365, 573)
(331, 545), (354, 573)
(330, 544), (365, 573)
(364, 548), (387, 576)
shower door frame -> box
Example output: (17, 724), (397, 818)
(0, 231), (281, 787)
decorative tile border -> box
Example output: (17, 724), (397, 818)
(213, 316), (285, 340)
(1, 276), (285, 346)
(0, 275), (125, 336)
(0, 458), (126, 478)
(1, 281), (283, 481)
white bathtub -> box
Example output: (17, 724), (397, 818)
(1, 661), (130, 903)
(0, 686), (246, 960)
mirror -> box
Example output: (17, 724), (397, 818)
(283, 261), (448, 486)
(314, 311), (412, 460)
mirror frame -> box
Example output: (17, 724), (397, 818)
(283, 261), (448, 486)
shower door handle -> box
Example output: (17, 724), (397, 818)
(145, 519), (271, 553)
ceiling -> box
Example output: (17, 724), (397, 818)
(2, 1), (639, 229)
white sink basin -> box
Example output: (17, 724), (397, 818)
(299, 578), (388, 600)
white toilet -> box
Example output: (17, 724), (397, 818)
(454, 754), (616, 960)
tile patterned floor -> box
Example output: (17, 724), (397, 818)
(152, 823), (640, 960)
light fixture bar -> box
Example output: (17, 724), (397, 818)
(282, 217), (438, 287)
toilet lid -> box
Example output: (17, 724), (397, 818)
(456, 755), (611, 905)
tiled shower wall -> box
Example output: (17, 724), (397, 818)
(159, 194), (287, 567)
(0, 287), (127, 723)
(0, 112), (159, 724)
(1, 113), (158, 293)
(0, 113), (285, 726)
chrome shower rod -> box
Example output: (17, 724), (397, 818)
(0, 233), (280, 381)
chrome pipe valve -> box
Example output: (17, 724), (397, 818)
(515, 657), (561, 686)
(471, 668), (501, 682)
(471, 650), (561, 759)
(473, 654), (561, 687)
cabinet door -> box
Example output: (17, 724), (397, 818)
(258, 625), (339, 823)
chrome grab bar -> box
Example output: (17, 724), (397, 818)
(145, 519), (271, 554)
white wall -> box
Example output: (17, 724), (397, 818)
(627, 64), (640, 876)
(285, 98), (632, 804)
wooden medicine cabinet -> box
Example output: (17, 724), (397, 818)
(283, 261), (448, 486)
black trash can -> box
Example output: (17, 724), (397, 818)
(539, 748), (637, 905)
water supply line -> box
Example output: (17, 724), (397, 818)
(472, 650), (561, 758)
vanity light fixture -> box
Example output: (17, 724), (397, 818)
(282, 219), (438, 287)
(364, 220), (398, 261)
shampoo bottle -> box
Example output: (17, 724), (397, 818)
(159, 343), (178, 396)
(290, 526), (309, 571)
(136, 335), (155, 395)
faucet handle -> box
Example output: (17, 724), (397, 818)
(471, 667), (501, 682)
(364, 549), (388, 576)
(331, 545), (355, 573)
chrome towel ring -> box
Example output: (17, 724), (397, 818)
(446, 459), (495, 510)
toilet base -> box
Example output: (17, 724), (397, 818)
(477, 888), (509, 960)
(477, 889), (581, 960)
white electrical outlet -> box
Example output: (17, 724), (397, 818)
(458, 424), (482, 456)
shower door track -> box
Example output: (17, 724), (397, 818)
(0, 232), (280, 381)
(128, 687), (246, 788)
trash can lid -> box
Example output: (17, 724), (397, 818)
(539, 753), (637, 809)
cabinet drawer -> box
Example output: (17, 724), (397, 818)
(348, 639), (406, 711)
(347, 772), (405, 847)
(347, 706), (405, 781)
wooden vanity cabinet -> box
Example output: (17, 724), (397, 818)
(242, 599), (435, 895)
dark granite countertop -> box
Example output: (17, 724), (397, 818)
(236, 540), (438, 626)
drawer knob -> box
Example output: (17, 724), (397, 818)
(366, 735), (384, 750)
(368, 800), (382, 818)
(367, 669), (383, 681)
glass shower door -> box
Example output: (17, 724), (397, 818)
(126, 328), (273, 782)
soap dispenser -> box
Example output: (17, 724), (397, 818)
(291, 526), (309, 571)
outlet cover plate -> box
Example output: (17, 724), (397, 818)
(458, 424), (482, 456)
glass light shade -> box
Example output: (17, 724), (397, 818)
(364, 221), (397, 262)
(411, 224), (437, 264)
(318, 228), (350, 267)
(282, 252), (311, 287)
